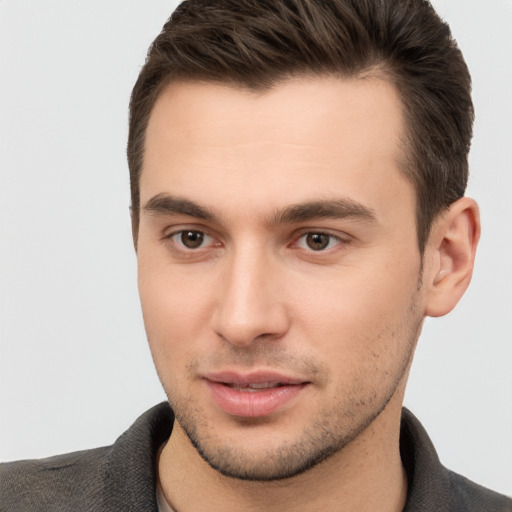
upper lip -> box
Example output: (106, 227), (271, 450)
(204, 370), (308, 386)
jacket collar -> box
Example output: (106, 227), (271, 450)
(101, 403), (452, 511)
(400, 408), (452, 511)
(102, 403), (174, 511)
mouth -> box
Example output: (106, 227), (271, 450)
(204, 371), (310, 418)
(222, 382), (287, 392)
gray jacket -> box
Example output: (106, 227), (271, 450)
(1, 403), (511, 511)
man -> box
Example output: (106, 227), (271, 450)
(1, 0), (511, 510)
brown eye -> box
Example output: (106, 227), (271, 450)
(305, 233), (331, 251)
(180, 230), (205, 249)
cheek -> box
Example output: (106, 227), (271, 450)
(290, 258), (422, 364)
(294, 278), (421, 413)
(137, 253), (216, 370)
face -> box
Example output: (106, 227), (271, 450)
(137, 76), (426, 481)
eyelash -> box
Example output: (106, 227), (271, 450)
(293, 231), (343, 251)
(165, 229), (219, 251)
(164, 228), (346, 254)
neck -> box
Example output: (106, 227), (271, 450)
(158, 394), (408, 512)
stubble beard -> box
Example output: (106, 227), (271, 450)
(157, 270), (424, 482)
(174, 397), (395, 481)
(163, 319), (421, 482)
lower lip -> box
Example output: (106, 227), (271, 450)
(206, 381), (307, 418)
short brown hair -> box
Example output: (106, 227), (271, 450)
(128, 0), (473, 251)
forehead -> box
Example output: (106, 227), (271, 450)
(141, 76), (412, 222)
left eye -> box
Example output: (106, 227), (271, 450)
(296, 232), (340, 251)
(171, 230), (213, 249)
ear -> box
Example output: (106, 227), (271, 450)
(424, 197), (480, 317)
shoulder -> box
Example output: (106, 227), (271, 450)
(447, 470), (512, 512)
(400, 408), (512, 512)
(0, 446), (111, 511)
(0, 403), (173, 511)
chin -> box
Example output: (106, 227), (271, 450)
(174, 401), (384, 482)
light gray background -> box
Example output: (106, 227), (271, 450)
(1, 0), (511, 496)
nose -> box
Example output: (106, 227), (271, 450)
(212, 249), (290, 347)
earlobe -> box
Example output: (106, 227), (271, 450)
(424, 197), (480, 318)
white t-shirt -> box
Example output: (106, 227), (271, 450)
(156, 483), (176, 512)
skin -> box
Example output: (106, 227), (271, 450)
(136, 76), (480, 511)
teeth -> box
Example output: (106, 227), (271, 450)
(247, 382), (280, 389)
(228, 382), (281, 391)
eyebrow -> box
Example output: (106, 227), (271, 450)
(143, 193), (216, 221)
(270, 199), (377, 225)
(142, 193), (376, 225)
